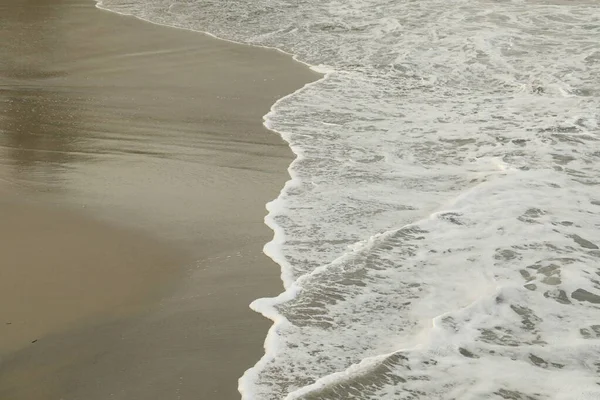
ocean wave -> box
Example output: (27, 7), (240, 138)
(96, 0), (600, 398)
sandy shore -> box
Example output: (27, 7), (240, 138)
(0, 195), (187, 353)
(0, 0), (317, 398)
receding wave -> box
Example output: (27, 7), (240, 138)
(97, 0), (600, 398)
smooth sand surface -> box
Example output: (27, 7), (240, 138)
(0, 0), (318, 398)
(0, 195), (186, 353)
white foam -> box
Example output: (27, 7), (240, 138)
(96, 0), (600, 398)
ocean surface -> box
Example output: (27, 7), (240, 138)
(97, 0), (600, 398)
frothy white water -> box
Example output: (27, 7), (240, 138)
(97, 0), (600, 398)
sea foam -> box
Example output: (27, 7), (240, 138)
(97, 0), (600, 398)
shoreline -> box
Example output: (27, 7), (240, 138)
(0, 0), (318, 398)
(94, 0), (322, 72)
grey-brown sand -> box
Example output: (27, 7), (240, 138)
(0, 195), (187, 353)
(0, 0), (318, 398)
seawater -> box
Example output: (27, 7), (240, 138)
(97, 0), (600, 398)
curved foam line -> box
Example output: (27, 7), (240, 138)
(241, 208), (465, 397)
(92, 0), (330, 288)
(261, 70), (335, 289)
(282, 284), (510, 399)
(95, 0), (326, 72)
(92, 1), (331, 398)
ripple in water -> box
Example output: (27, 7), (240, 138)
(97, 0), (600, 398)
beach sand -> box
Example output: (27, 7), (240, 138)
(0, 0), (318, 398)
(0, 196), (187, 353)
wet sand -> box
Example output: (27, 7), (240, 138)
(0, 0), (318, 398)
(0, 195), (187, 353)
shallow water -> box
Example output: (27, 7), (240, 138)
(98, 0), (600, 398)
